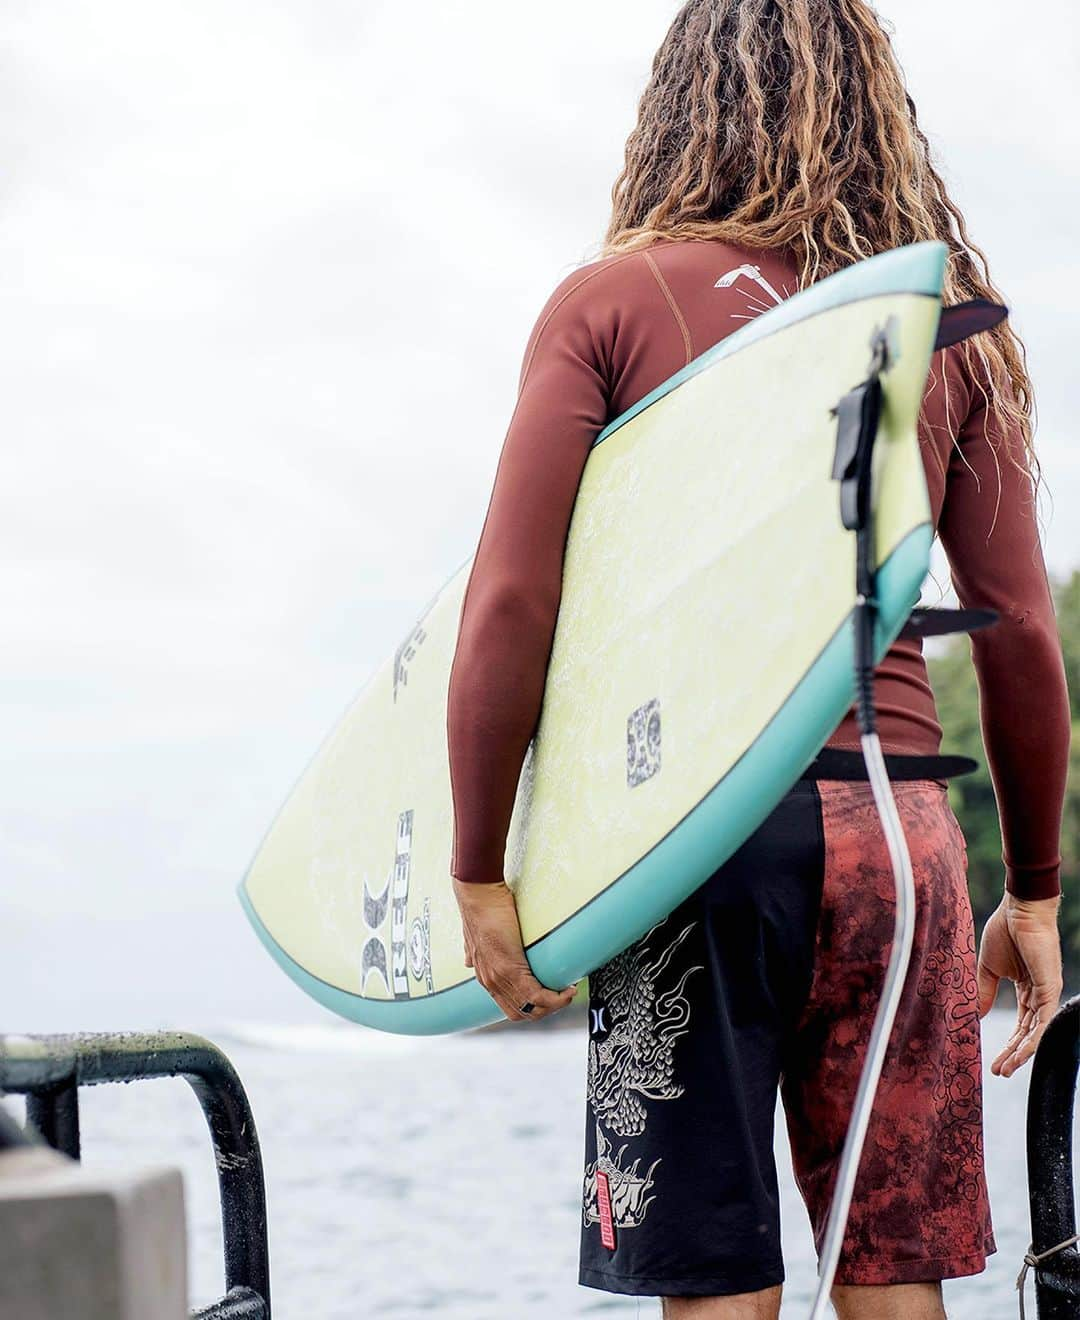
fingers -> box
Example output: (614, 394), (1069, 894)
(976, 960), (1000, 1020)
(991, 985), (1063, 1078)
(478, 967), (578, 1023)
(990, 1005), (1034, 1076)
(992, 1004), (1047, 1078)
(514, 975), (578, 1020)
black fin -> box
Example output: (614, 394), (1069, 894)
(831, 374), (883, 532)
(900, 607), (999, 641)
(935, 300), (1008, 351)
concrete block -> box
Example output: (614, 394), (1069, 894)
(0, 1144), (187, 1320)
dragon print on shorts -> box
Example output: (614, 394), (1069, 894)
(583, 917), (703, 1232)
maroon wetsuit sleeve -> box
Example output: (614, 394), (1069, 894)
(446, 274), (611, 882)
(936, 349), (1070, 900)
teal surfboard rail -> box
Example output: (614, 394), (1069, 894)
(239, 241), (944, 1035)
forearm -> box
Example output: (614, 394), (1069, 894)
(447, 586), (557, 883)
(933, 346), (1070, 901)
(973, 618), (1070, 899)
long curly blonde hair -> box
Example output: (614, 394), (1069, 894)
(605, 0), (1034, 472)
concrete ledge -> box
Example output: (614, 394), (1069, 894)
(0, 1144), (187, 1320)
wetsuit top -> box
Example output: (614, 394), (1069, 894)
(446, 239), (1070, 900)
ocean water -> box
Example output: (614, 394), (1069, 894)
(36, 1010), (1055, 1319)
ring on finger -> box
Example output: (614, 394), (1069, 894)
(519, 1001), (535, 1015)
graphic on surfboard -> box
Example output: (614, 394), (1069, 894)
(239, 242), (946, 1035)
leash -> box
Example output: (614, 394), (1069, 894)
(808, 330), (917, 1320)
(808, 301), (1004, 1317)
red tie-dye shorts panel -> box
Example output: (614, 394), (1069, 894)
(781, 779), (995, 1285)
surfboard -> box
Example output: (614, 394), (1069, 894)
(239, 242), (945, 1035)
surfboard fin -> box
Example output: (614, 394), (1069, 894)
(934, 299), (1008, 351)
(899, 607), (999, 641)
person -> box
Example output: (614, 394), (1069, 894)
(446, 2), (1069, 1316)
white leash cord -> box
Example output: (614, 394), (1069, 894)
(807, 730), (917, 1319)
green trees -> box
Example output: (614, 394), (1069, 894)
(928, 572), (1080, 985)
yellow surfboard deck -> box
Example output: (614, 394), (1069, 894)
(240, 243), (944, 1034)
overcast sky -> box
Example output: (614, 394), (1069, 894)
(3, 0), (1077, 1032)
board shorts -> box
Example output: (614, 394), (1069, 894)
(579, 774), (995, 1298)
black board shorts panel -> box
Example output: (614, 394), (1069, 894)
(580, 780), (824, 1297)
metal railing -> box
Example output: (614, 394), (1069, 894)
(1026, 997), (1080, 1319)
(6, 1001), (1080, 1318)
(0, 1031), (270, 1319)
